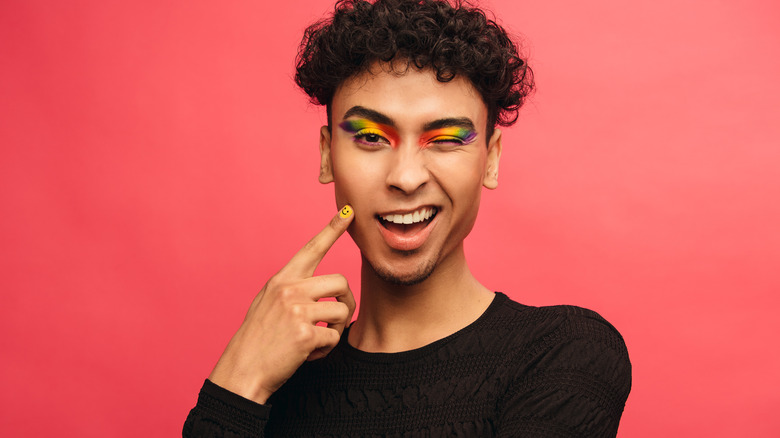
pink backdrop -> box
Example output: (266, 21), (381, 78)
(2, 0), (778, 436)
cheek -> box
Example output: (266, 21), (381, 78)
(332, 150), (385, 206)
(428, 152), (486, 191)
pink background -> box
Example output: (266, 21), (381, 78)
(2, 0), (778, 436)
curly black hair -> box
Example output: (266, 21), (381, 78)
(294, 0), (534, 139)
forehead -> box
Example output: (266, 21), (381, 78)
(331, 63), (488, 130)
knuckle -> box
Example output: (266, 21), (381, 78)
(328, 215), (342, 231)
(343, 290), (356, 310)
(265, 276), (281, 291)
(292, 323), (313, 345)
(335, 302), (350, 319)
(277, 284), (297, 301)
(327, 328), (340, 344)
(334, 274), (348, 289)
(288, 303), (305, 319)
(302, 236), (319, 252)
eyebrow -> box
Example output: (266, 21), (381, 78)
(342, 106), (396, 127)
(342, 106), (476, 133)
(422, 117), (476, 132)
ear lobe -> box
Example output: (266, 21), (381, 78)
(319, 126), (334, 184)
(483, 128), (502, 189)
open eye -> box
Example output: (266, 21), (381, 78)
(354, 129), (390, 147)
(338, 119), (398, 149)
(359, 133), (385, 143)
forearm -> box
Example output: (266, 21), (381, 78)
(183, 380), (271, 438)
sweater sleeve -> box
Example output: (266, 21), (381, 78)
(497, 307), (632, 437)
(183, 379), (272, 438)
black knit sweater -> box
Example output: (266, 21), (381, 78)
(184, 293), (631, 437)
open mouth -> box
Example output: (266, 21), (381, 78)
(377, 207), (438, 236)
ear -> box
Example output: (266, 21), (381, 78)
(319, 125), (334, 184)
(483, 128), (502, 189)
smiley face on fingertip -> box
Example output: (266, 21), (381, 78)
(339, 205), (353, 218)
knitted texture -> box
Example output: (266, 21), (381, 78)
(184, 293), (631, 437)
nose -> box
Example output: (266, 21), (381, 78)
(385, 144), (430, 194)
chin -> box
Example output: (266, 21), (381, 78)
(368, 254), (437, 287)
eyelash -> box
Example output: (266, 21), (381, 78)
(348, 130), (474, 147)
(428, 136), (467, 145)
(353, 129), (390, 146)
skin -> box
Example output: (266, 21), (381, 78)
(208, 209), (356, 404)
(209, 62), (502, 404)
(320, 62), (502, 353)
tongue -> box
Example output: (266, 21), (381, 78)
(384, 220), (428, 236)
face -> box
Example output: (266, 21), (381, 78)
(319, 63), (502, 285)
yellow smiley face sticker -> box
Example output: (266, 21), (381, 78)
(339, 205), (353, 218)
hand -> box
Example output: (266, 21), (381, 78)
(208, 205), (356, 404)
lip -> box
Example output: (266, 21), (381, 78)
(375, 204), (438, 217)
(375, 206), (439, 251)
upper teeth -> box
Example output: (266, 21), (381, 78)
(381, 207), (436, 224)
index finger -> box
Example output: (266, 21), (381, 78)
(284, 204), (354, 277)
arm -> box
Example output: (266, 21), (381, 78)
(183, 380), (270, 438)
(183, 206), (357, 437)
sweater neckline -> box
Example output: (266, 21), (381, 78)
(338, 292), (508, 363)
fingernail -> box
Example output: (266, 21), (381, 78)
(339, 204), (353, 218)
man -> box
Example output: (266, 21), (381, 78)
(184, 0), (631, 436)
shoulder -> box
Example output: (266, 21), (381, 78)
(491, 293), (629, 362)
(489, 293), (632, 435)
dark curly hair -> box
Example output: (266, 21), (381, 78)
(294, 0), (534, 139)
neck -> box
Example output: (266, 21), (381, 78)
(349, 244), (494, 353)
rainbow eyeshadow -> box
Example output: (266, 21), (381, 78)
(339, 119), (399, 145)
(421, 127), (478, 146)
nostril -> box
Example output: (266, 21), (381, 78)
(385, 158), (430, 193)
(388, 181), (427, 195)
